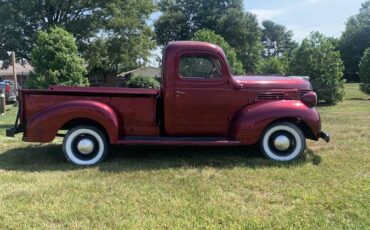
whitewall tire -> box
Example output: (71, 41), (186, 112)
(260, 122), (306, 162)
(63, 126), (108, 165)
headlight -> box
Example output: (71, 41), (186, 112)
(301, 92), (317, 108)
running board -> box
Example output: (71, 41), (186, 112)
(117, 136), (241, 146)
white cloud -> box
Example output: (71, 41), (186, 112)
(286, 25), (311, 41)
(250, 0), (327, 21)
(250, 7), (293, 21)
(305, 0), (324, 4)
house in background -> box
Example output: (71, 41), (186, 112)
(88, 66), (161, 87)
(88, 69), (117, 87)
(117, 66), (161, 87)
(0, 62), (33, 86)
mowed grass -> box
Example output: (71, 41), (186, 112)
(0, 84), (369, 229)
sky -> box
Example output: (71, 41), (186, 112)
(149, 0), (365, 66)
(246, 0), (364, 41)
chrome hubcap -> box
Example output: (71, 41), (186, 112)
(77, 138), (94, 155)
(273, 135), (291, 151)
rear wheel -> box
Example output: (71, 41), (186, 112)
(260, 122), (306, 162)
(63, 126), (108, 165)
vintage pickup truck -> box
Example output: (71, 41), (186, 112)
(7, 41), (330, 165)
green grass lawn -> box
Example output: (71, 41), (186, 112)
(0, 84), (369, 229)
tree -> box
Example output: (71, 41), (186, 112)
(0, 0), (104, 64)
(259, 57), (287, 75)
(339, 0), (370, 82)
(289, 32), (345, 104)
(153, 11), (192, 46)
(154, 0), (263, 73)
(27, 27), (88, 89)
(261, 20), (297, 58)
(0, 0), (155, 75)
(359, 47), (370, 95)
(218, 10), (262, 73)
(154, 0), (241, 44)
(84, 0), (155, 74)
(192, 29), (244, 74)
(127, 75), (160, 89)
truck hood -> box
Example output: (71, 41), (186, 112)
(233, 76), (312, 91)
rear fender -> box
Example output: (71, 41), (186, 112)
(25, 100), (119, 143)
(230, 100), (321, 145)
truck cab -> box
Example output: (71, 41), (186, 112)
(7, 41), (330, 165)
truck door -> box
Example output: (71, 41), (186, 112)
(172, 52), (230, 136)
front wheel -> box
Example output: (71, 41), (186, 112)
(260, 122), (306, 162)
(63, 126), (108, 165)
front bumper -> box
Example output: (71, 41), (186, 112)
(319, 131), (330, 143)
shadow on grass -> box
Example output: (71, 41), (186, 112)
(348, 97), (370, 101)
(317, 102), (336, 107)
(0, 144), (321, 172)
(0, 124), (13, 129)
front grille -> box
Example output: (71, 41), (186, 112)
(257, 92), (285, 100)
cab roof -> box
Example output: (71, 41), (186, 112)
(165, 41), (225, 54)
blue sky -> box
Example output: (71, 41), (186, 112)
(245, 0), (364, 41)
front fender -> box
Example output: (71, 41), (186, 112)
(25, 100), (119, 143)
(231, 100), (321, 145)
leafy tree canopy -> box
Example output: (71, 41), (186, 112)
(261, 20), (297, 58)
(85, 0), (155, 74)
(339, 0), (370, 82)
(0, 0), (155, 74)
(27, 27), (88, 89)
(290, 32), (345, 104)
(0, 0), (104, 64)
(154, 0), (262, 73)
(192, 29), (244, 75)
(359, 47), (370, 95)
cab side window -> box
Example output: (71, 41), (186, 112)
(179, 54), (222, 79)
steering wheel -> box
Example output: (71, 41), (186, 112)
(208, 68), (220, 78)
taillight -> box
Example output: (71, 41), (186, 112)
(5, 84), (11, 94)
(301, 91), (317, 108)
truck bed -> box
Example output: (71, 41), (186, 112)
(20, 86), (160, 137)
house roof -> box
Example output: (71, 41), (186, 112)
(118, 66), (160, 77)
(0, 61), (33, 76)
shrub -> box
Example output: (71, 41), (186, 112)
(259, 57), (287, 75)
(27, 27), (88, 89)
(289, 32), (345, 104)
(127, 75), (160, 89)
(359, 47), (370, 95)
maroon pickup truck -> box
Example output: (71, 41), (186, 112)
(7, 41), (329, 165)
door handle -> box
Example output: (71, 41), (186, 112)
(176, 90), (186, 96)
